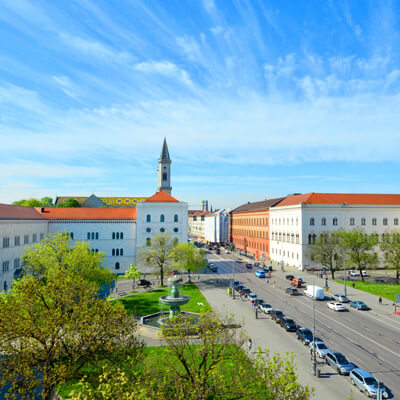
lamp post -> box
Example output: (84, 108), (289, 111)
(343, 249), (347, 296)
(312, 273), (317, 376)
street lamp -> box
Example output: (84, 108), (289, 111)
(343, 249), (347, 296)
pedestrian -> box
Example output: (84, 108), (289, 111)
(310, 346), (313, 360)
(251, 299), (255, 306)
(248, 338), (253, 350)
(379, 297), (382, 305)
(273, 281), (275, 289)
(197, 274), (200, 281)
(352, 283), (355, 289)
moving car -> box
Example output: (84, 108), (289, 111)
(285, 274), (295, 280)
(259, 303), (273, 314)
(349, 369), (389, 398)
(296, 328), (314, 345)
(325, 351), (355, 375)
(348, 270), (360, 277)
(271, 310), (284, 323)
(309, 341), (330, 358)
(304, 285), (325, 300)
(333, 294), (350, 303)
(245, 263), (253, 269)
(233, 281), (240, 287)
(255, 270), (266, 278)
(291, 278), (302, 288)
(349, 301), (368, 310)
(285, 287), (299, 296)
(137, 279), (152, 288)
(327, 302), (346, 311)
(279, 317), (297, 332)
(236, 259), (243, 263)
(209, 264), (218, 272)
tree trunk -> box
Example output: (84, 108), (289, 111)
(360, 268), (365, 282)
(331, 268), (335, 280)
(397, 270), (399, 285)
(160, 266), (164, 286)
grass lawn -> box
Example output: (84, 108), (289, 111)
(117, 282), (212, 316)
(335, 280), (400, 302)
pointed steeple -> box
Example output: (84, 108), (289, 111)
(159, 137), (171, 162)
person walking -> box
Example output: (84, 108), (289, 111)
(352, 283), (355, 289)
(379, 297), (382, 305)
(273, 281), (275, 289)
(248, 338), (253, 351)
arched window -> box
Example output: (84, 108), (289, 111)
(95, 232), (99, 240)
(308, 234), (312, 244)
(146, 238), (151, 246)
(310, 218), (314, 226)
(112, 232), (115, 239)
(395, 218), (399, 226)
(361, 217), (366, 226)
(174, 228), (179, 233)
(146, 214), (151, 222)
(146, 227), (151, 233)
(112, 249), (115, 256)
(120, 248), (123, 256)
(383, 218), (388, 226)
(322, 218), (326, 226)
(70, 232), (74, 240)
(372, 218), (377, 226)
(115, 262), (120, 270)
(160, 214), (165, 222)
(174, 214), (178, 222)
(91, 232), (95, 240)
(160, 228), (165, 233)
(163, 172), (167, 181)
(116, 249), (119, 256)
(116, 232), (120, 240)
(87, 232), (90, 240)
(95, 249), (98, 253)
(333, 218), (338, 226)
(120, 232), (123, 239)
(350, 218), (355, 226)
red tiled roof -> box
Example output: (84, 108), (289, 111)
(188, 210), (202, 216)
(231, 197), (286, 213)
(145, 191), (180, 203)
(0, 204), (46, 220)
(36, 207), (137, 220)
(277, 193), (400, 207)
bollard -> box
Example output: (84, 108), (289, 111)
(316, 368), (321, 378)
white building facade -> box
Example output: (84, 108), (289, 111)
(269, 193), (400, 270)
(204, 209), (231, 243)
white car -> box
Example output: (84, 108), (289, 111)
(348, 270), (360, 277)
(361, 270), (369, 277)
(309, 341), (330, 358)
(327, 302), (346, 311)
(259, 303), (273, 314)
(225, 249), (230, 254)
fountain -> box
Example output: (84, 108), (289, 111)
(140, 276), (199, 331)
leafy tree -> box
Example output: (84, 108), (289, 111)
(0, 235), (142, 400)
(171, 242), (207, 278)
(12, 197), (54, 207)
(340, 228), (378, 281)
(137, 233), (177, 286)
(308, 231), (342, 279)
(57, 198), (81, 207)
(380, 231), (400, 284)
(70, 312), (313, 400)
(124, 264), (142, 289)
(23, 233), (114, 286)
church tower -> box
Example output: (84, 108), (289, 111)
(157, 138), (172, 194)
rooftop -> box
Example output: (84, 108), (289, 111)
(232, 197), (286, 213)
(36, 207), (137, 220)
(145, 190), (180, 203)
(0, 204), (46, 220)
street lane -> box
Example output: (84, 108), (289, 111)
(205, 250), (400, 398)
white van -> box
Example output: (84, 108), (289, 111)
(304, 285), (325, 300)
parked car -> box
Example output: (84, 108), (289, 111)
(280, 317), (297, 332)
(285, 287), (299, 296)
(243, 288), (251, 297)
(327, 302), (346, 311)
(225, 249), (230, 254)
(233, 280), (240, 287)
(249, 293), (258, 302)
(325, 351), (355, 375)
(309, 341), (330, 358)
(333, 294), (350, 303)
(210, 264), (218, 272)
(361, 270), (370, 277)
(259, 303), (273, 314)
(137, 279), (152, 287)
(246, 263), (253, 269)
(285, 274), (295, 280)
(348, 270), (360, 277)
(349, 368), (389, 398)
(296, 328), (314, 345)
(271, 310), (284, 323)
(350, 301), (368, 310)
(236, 259), (242, 263)
(235, 285), (244, 293)
(216, 248), (220, 254)
(255, 270), (266, 278)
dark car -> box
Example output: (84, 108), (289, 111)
(285, 287), (299, 296)
(285, 274), (295, 280)
(280, 317), (297, 332)
(271, 310), (284, 323)
(138, 279), (152, 287)
(325, 351), (356, 375)
(235, 285), (244, 292)
(245, 263), (253, 269)
(233, 280), (240, 287)
(243, 288), (251, 297)
(296, 328), (314, 345)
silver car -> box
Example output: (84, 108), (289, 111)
(349, 369), (388, 398)
(325, 351), (355, 375)
(309, 341), (330, 358)
(333, 294), (350, 303)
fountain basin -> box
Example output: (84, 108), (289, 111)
(141, 311), (200, 330)
(159, 295), (190, 306)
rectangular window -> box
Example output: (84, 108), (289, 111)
(383, 218), (388, 226)
(350, 218), (355, 226)
(40, 233), (44, 240)
(14, 236), (20, 246)
(361, 218), (366, 226)
(24, 234), (29, 244)
(333, 218), (338, 226)
(372, 218), (377, 226)
(32, 234), (37, 243)
(2, 237), (10, 248)
(395, 218), (399, 226)
(2, 261), (9, 273)
(14, 258), (20, 269)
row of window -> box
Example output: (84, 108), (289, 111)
(1, 258), (21, 273)
(272, 218), (299, 226)
(309, 217), (399, 226)
(271, 232), (300, 244)
(231, 229), (268, 239)
(147, 214), (179, 223)
(112, 232), (124, 239)
(2, 233), (44, 248)
(146, 237), (179, 246)
(271, 247), (300, 260)
(111, 248), (124, 256)
(146, 227), (179, 233)
(233, 216), (269, 226)
(192, 216), (205, 222)
(234, 238), (269, 253)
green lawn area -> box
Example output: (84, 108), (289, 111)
(116, 282), (212, 316)
(335, 280), (400, 302)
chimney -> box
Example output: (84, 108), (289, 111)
(41, 207), (45, 212)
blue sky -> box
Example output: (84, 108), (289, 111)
(1, 0), (400, 209)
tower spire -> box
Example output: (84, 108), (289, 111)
(157, 138), (172, 194)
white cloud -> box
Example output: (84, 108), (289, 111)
(202, 0), (215, 14)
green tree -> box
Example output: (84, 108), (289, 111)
(137, 233), (177, 286)
(309, 231), (342, 279)
(171, 242), (207, 278)
(57, 198), (81, 207)
(40, 197), (54, 206)
(124, 264), (142, 289)
(0, 235), (142, 400)
(12, 197), (54, 207)
(380, 231), (400, 284)
(340, 228), (378, 281)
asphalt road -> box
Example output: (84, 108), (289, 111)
(206, 251), (400, 399)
